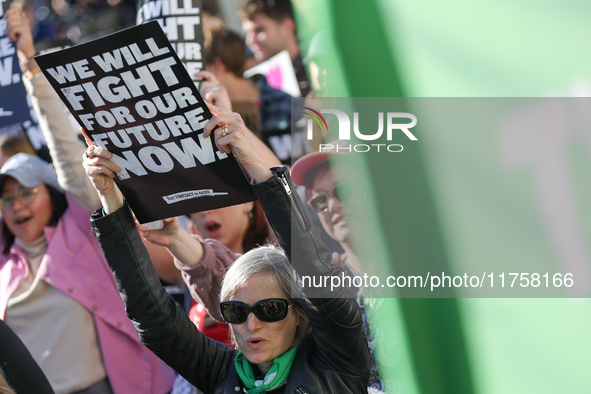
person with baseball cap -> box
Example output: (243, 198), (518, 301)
(1, 7), (177, 393)
(291, 143), (387, 393)
(0, 153), (174, 394)
(291, 141), (363, 273)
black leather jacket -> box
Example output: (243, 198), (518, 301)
(90, 167), (370, 394)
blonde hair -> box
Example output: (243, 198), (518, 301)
(0, 368), (16, 394)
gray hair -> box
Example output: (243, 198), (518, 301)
(220, 244), (311, 348)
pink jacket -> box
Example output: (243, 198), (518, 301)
(0, 194), (175, 394)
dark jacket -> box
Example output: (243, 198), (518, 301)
(0, 320), (55, 394)
(90, 167), (371, 394)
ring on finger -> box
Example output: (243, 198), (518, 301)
(85, 151), (92, 159)
(221, 126), (229, 136)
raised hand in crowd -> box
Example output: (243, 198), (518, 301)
(82, 142), (125, 214)
(4, 6), (39, 78)
(195, 71), (232, 111)
(139, 216), (208, 269)
(203, 101), (272, 183)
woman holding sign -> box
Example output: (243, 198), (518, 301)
(84, 103), (371, 393)
(1, 7), (175, 394)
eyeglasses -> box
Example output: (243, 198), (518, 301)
(0, 187), (41, 211)
(307, 182), (353, 213)
(220, 298), (295, 324)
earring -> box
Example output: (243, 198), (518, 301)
(248, 211), (254, 223)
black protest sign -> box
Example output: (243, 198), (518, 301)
(35, 21), (255, 223)
(0, 1), (31, 127)
(137, 0), (203, 81)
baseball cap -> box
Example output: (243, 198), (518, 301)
(290, 140), (349, 186)
(0, 153), (63, 193)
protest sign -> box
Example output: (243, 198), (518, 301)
(137, 0), (203, 81)
(0, 0), (31, 127)
(244, 50), (301, 97)
(35, 21), (256, 223)
(0, 1), (46, 156)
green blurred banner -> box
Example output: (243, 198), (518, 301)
(293, 0), (591, 393)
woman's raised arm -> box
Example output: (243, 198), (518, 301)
(5, 7), (101, 213)
(202, 102), (273, 184)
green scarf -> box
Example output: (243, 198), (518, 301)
(235, 347), (298, 393)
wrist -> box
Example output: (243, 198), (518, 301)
(18, 47), (37, 61)
(165, 228), (186, 249)
(167, 229), (202, 267)
(100, 190), (125, 215)
(251, 164), (273, 183)
(19, 52), (41, 78)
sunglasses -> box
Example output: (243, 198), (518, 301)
(0, 187), (41, 211)
(220, 298), (295, 324)
(307, 182), (353, 213)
